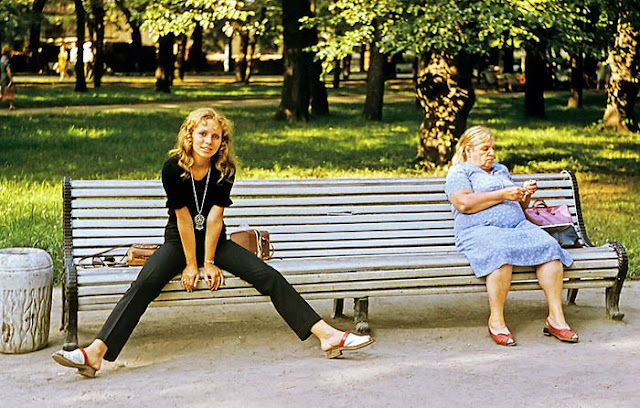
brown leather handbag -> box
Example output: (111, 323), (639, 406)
(126, 244), (160, 266)
(230, 230), (274, 260)
(2, 83), (15, 102)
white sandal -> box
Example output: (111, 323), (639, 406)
(52, 348), (97, 378)
(326, 331), (375, 358)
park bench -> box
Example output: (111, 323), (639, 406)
(61, 171), (628, 349)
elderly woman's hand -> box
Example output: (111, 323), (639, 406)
(503, 186), (527, 202)
(523, 179), (537, 195)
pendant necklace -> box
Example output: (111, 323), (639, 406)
(190, 164), (211, 231)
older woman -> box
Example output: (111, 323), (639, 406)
(445, 126), (578, 346)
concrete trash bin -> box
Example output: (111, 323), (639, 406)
(0, 248), (54, 353)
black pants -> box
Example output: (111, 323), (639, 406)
(97, 238), (321, 361)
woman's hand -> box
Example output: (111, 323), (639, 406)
(203, 263), (225, 291)
(181, 264), (200, 292)
(502, 186), (527, 202)
(522, 179), (537, 195)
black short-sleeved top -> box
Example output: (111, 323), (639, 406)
(161, 155), (233, 242)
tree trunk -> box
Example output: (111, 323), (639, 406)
(342, 55), (351, 80)
(90, 0), (105, 88)
(310, 58), (329, 116)
(568, 56), (584, 108)
(363, 31), (385, 121)
(187, 24), (206, 72)
(415, 52), (475, 168)
(175, 34), (187, 80)
(524, 42), (547, 118)
(155, 34), (174, 93)
(275, 0), (319, 122)
(332, 60), (340, 89)
(244, 31), (258, 83)
(235, 29), (248, 82)
(114, 0), (142, 73)
(603, 15), (640, 132)
(73, 0), (87, 92)
(27, 0), (47, 72)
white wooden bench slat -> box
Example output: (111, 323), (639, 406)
(77, 264), (620, 297)
(69, 174), (571, 189)
(74, 249), (618, 282)
(77, 271), (619, 309)
(77, 278), (615, 311)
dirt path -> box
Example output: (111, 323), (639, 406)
(1, 282), (639, 407)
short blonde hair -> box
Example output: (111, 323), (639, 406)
(1, 46), (11, 57)
(169, 107), (237, 182)
(451, 126), (495, 165)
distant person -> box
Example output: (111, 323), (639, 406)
(52, 107), (375, 378)
(83, 42), (94, 79)
(58, 45), (69, 80)
(1, 46), (15, 110)
(69, 42), (78, 75)
(596, 61), (611, 91)
(445, 126), (578, 346)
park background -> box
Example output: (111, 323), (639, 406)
(1, 1), (639, 283)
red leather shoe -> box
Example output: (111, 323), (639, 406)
(543, 318), (579, 343)
(488, 325), (516, 346)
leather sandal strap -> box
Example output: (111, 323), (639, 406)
(338, 331), (350, 347)
(78, 347), (89, 365)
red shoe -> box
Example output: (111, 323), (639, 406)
(543, 318), (579, 343)
(488, 325), (516, 346)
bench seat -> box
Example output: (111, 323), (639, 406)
(61, 171), (628, 349)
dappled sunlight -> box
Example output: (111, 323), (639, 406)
(67, 125), (111, 139)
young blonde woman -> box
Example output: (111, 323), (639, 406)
(445, 125), (578, 346)
(53, 107), (374, 377)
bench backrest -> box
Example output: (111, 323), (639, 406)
(63, 172), (584, 264)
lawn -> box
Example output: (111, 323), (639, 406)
(0, 79), (638, 282)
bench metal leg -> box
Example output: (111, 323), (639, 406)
(567, 288), (579, 305)
(332, 299), (344, 319)
(62, 260), (79, 350)
(606, 242), (628, 321)
(353, 297), (370, 334)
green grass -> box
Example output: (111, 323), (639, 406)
(1, 81), (638, 282)
(11, 80), (283, 108)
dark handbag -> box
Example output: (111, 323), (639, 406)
(230, 229), (274, 260)
(545, 225), (582, 248)
(524, 200), (573, 228)
(126, 244), (160, 266)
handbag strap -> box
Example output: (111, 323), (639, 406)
(77, 244), (130, 268)
(531, 199), (548, 208)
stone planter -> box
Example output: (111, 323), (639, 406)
(0, 248), (53, 353)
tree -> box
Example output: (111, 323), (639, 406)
(603, 2), (640, 132)
(0, 0), (44, 70)
(275, 0), (327, 121)
(140, 0), (259, 91)
(73, 0), (87, 92)
(306, 0), (402, 121)
(27, 0), (47, 72)
(88, 0), (105, 87)
(114, 0), (145, 73)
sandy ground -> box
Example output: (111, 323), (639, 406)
(1, 282), (639, 408)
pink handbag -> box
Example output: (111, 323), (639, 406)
(524, 200), (573, 228)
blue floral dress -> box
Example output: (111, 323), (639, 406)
(444, 162), (573, 277)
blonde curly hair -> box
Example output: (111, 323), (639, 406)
(170, 107), (237, 183)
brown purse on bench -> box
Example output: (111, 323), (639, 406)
(126, 244), (160, 266)
(230, 230), (274, 260)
